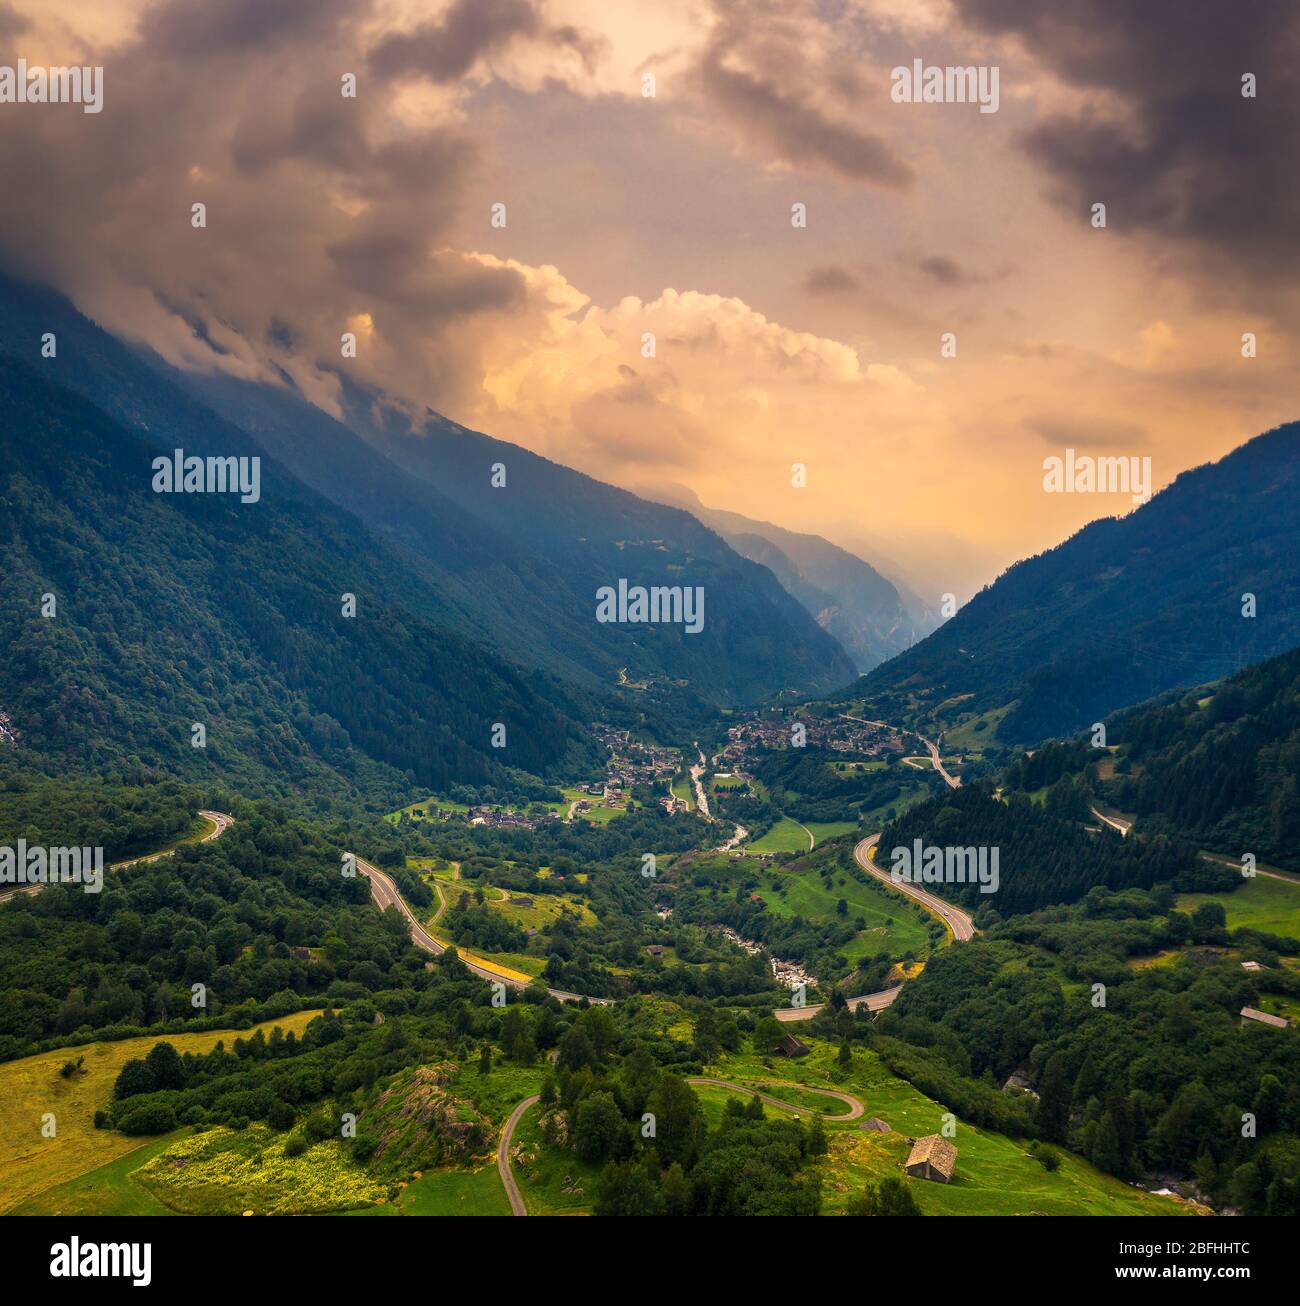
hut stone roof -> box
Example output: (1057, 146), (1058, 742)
(905, 1134), (957, 1178)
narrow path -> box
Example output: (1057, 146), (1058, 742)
(1199, 850), (1300, 886)
(795, 819), (815, 850)
(685, 1077), (864, 1120)
(498, 1094), (540, 1216)
(496, 1078), (866, 1215)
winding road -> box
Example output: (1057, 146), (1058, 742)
(0, 808), (234, 902)
(495, 1078), (866, 1215)
(357, 856), (611, 1006)
(774, 831), (976, 1022)
(854, 833), (976, 942)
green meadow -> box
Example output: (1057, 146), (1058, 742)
(746, 817), (813, 853)
(700, 1040), (1196, 1218)
(1178, 872), (1300, 940)
(757, 859), (932, 963)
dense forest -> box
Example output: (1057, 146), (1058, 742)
(876, 888), (1300, 1215)
(0, 363), (600, 809)
(1088, 646), (1300, 870)
(877, 782), (1232, 917)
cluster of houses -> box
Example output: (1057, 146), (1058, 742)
(594, 725), (681, 789)
(715, 711), (902, 769)
(467, 805), (559, 830)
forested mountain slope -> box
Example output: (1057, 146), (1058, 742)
(850, 423), (1300, 742)
(0, 362), (597, 802)
(1029, 645), (1300, 870)
(0, 274), (855, 707)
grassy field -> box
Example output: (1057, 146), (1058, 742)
(10, 1135), (180, 1216)
(133, 1126), (387, 1215)
(384, 796), (470, 823)
(804, 821), (860, 845)
(508, 1102), (601, 1215)
(702, 1040), (1196, 1217)
(0, 1009), (326, 1214)
(17, 1127), (513, 1218)
(420, 881), (597, 980)
(344, 1164), (510, 1216)
(13, 1051), (530, 1219)
(857, 779), (934, 828)
(1177, 873), (1300, 941)
(756, 859), (932, 964)
(747, 817), (814, 853)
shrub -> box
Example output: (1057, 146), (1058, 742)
(117, 1103), (178, 1136)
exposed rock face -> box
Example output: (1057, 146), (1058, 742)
(367, 1062), (491, 1171)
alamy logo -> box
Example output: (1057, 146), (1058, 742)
(891, 59), (999, 113)
(890, 839), (999, 894)
(0, 61), (103, 113)
(1042, 448), (1151, 504)
(596, 579), (704, 634)
(0, 842), (102, 893)
(152, 449), (261, 503)
(50, 1238), (151, 1286)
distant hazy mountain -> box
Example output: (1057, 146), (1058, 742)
(849, 423), (1300, 743)
(637, 483), (938, 673)
(0, 275), (856, 708)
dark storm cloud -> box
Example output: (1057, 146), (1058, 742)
(0, 2), (29, 42)
(139, 0), (357, 58)
(0, 0), (559, 419)
(699, 50), (913, 187)
(327, 230), (526, 319)
(1025, 414), (1148, 451)
(954, 0), (1300, 276)
(369, 0), (601, 83)
(696, 0), (913, 188)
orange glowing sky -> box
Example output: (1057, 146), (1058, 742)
(2, 0), (1295, 600)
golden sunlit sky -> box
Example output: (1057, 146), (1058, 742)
(2, 0), (1296, 600)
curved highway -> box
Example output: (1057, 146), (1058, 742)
(0, 809), (234, 902)
(854, 833), (976, 942)
(774, 831), (976, 1022)
(357, 856), (611, 1006)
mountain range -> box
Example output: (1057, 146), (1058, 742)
(0, 274), (900, 811)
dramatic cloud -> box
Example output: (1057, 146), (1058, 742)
(369, 0), (601, 83)
(953, 0), (1300, 281)
(694, 0), (913, 186)
(916, 255), (981, 287)
(0, 0), (1294, 599)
